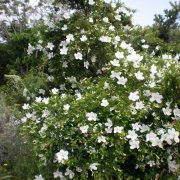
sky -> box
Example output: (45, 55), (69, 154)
(121, 0), (177, 26)
(29, 0), (177, 26)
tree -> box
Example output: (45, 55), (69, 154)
(153, 1), (180, 42)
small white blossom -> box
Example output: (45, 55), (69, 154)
(103, 17), (109, 23)
(129, 139), (140, 149)
(135, 101), (144, 110)
(39, 89), (45, 95)
(88, 0), (95, 5)
(80, 35), (87, 42)
(128, 91), (140, 101)
(52, 88), (59, 95)
(65, 169), (75, 179)
(97, 136), (106, 143)
(80, 125), (89, 133)
(99, 36), (112, 43)
(47, 42), (54, 50)
(126, 130), (138, 140)
(63, 104), (70, 111)
(115, 51), (124, 59)
(60, 46), (68, 55)
(114, 126), (123, 133)
(110, 59), (120, 67)
(135, 71), (144, 80)
(150, 92), (163, 104)
(74, 52), (83, 60)
(53, 171), (65, 179)
(117, 76), (127, 86)
(55, 150), (69, 164)
(173, 108), (180, 118)
(91, 55), (97, 63)
(90, 163), (99, 171)
(84, 61), (90, 69)
(22, 103), (30, 110)
(101, 99), (109, 107)
(34, 175), (44, 180)
(162, 106), (172, 116)
(86, 112), (98, 121)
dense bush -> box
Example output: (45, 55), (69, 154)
(18, 1), (180, 179)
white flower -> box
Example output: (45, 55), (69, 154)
(117, 76), (127, 86)
(110, 71), (121, 79)
(104, 82), (110, 89)
(114, 126), (123, 133)
(55, 150), (69, 163)
(135, 101), (144, 110)
(80, 125), (89, 133)
(42, 98), (49, 105)
(80, 35), (87, 42)
(86, 112), (98, 121)
(47, 42), (54, 50)
(39, 89), (45, 95)
(90, 163), (99, 171)
(150, 64), (157, 74)
(110, 59), (120, 67)
(105, 119), (113, 127)
(103, 17), (109, 23)
(74, 52), (83, 60)
(65, 169), (75, 179)
(84, 61), (90, 69)
(63, 12), (70, 19)
(42, 109), (50, 118)
(47, 52), (54, 59)
(168, 160), (179, 173)
(60, 46), (68, 55)
(129, 139), (140, 149)
(105, 127), (113, 133)
(128, 91), (140, 101)
(91, 55), (97, 63)
(62, 61), (68, 68)
(167, 128), (179, 143)
(146, 131), (157, 142)
(99, 36), (112, 43)
(62, 24), (68, 31)
(27, 43), (35, 55)
(115, 51), (124, 59)
(126, 130), (138, 140)
(35, 97), (42, 103)
(97, 136), (106, 143)
(88, 0), (95, 5)
(115, 14), (121, 21)
(150, 92), (163, 104)
(66, 34), (74, 43)
(147, 160), (155, 167)
(132, 123), (141, 131)
(52, 88), (59, 95)
(173, 108), (180, 118)
(109, 25), (115, 31)
(23, 88), (28, 97)
(34, 175), (44, 180)
(101, 99), (109, 107)
(89, 17), (94, 23)
(21, 117), (27, 123)
(22, 103), (30, 110)
(53, 171), (65, 179)
(140, 124), (150, 133)
(162, 106), (172, 116)
(142, 44), (149, 49)
(135, 71), (144, 80)
(63, 104), (70, 111)
(48, 75), (54, 82)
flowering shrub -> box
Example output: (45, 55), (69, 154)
(19, 0), (180, 179)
